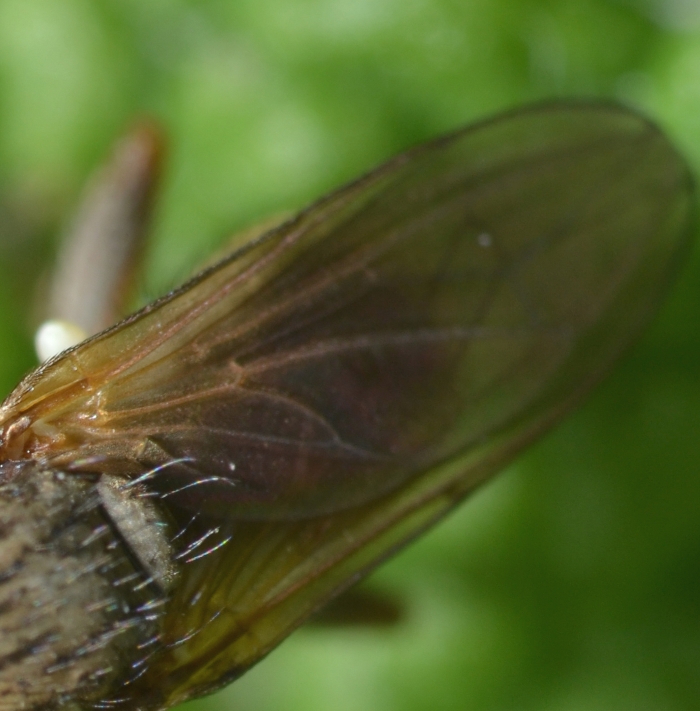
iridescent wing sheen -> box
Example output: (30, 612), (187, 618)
(0, 102), (694, 707)
(4, 106), (689, 519)
(0, 103), (693, 523)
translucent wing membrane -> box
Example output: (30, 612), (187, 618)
(0, 103), (693, 707)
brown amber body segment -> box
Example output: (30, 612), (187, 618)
(0, 103), (694, 709)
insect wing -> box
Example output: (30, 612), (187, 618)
(0, 103), (693, 706)
(1, 103), (692, 520)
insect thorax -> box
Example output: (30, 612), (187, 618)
(0, 461), (178, 709)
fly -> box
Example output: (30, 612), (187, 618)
(0, 102), (693, 710)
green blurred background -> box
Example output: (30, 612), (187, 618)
(1, 0), (700, 709)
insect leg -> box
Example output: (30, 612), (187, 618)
(35, 122), (163, 361)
